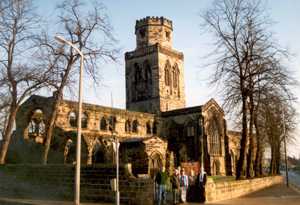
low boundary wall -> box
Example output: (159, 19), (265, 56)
(206, 175), (284, 202)
(0, 164), (154, 205)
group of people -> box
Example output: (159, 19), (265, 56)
(155, 166), (207, 205)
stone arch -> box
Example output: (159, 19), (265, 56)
(125, 119), (131, 133)
(27, 108), (46, 142)
(212, 159), (221, 175)
(68, 111), (77, 127)
(100, 116), (107, 131)
(92, 139), (106, 164)
(149, 151), (163, 178)
(108, 116), (117, 131)
(132, 120), (138, 133)
(81, 112), (88, 128)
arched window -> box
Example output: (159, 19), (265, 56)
(125, 120), (131, 133)
(146, 121), (151, 134)
(172, 64), (179, 88)
(81, 112), (88, 128)
(69, 111), (77, 127)
(28, 109), (45, 137)
(152, 121), (158, 135)
(209, 116), (222, 155)
(109, 116), (116, 131)
(143, 60), (152, 84)
(164, 61), (171, 86)
(134, 63), (141, 83)
(100, 117), (107, 131)
(132, 120), (138, 133)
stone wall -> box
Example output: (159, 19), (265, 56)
(0, 164), (154, 205)
(206, 175), (284, 202)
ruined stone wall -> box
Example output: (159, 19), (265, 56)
(206, 175), (284, 202)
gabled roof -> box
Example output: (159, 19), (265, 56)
(202, 98), (225, 115)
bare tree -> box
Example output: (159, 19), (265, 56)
(41, 0), (119, 164)
(200, 0), (296, 179)
(0, 0), (51, 164)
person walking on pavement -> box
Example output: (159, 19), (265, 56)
(170, 168), (180, 205)
(196, 167), (207, 203)
(155, 166), (169, 205)
(179, 168), (189, 203)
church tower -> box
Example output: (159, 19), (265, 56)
(125, 17), (185, 114)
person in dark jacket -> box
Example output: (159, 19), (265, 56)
(170, 168), (180, 205)
(196, 168), (207, 203)
(155, 166), (168, 205)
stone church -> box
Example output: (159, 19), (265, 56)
(15, 17), (240, 177)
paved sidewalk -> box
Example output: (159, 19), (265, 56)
(188, 184), (300, 205)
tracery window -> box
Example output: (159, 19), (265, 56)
(100, 117), (107, 131)
(172, 64), (179, 89)
(209, 116), (222, 155)
(165, 60), (171, 86)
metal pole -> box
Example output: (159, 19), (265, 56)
(75, 55), (83, 205)
(282, 111), (289, 187)
(116, 136), (120, 205)
(200, 116), (204, 171)
(54, 36), (84, 205)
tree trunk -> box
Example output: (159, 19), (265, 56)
(247, 95), (255, 178)
(0, 104), (18, 164)
(42, 92), (62, 164)
(236, 95), (248, 179)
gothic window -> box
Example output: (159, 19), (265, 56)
(81, 112), (88, 128)
(132, 120), (138, 133)
(172, 64), (179, 89)
(125, 120), (131, 133)
(165, 60), (171, 86)
(109, 116), (117, 131)
(69, 111), (77, 127)
(28, 109), (45, 137)
(146, 121), (151, 134)
(100, 117), (107, 131)
(209, 116), (222, 155)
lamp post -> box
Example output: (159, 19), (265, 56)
(55, 35), (84, 205)
(282, 110), (289, 187)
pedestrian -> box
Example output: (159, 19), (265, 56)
(196, 167), (207, 203)
(155, 166), (169, 205)
(179, 168), (189, 203)
(187, 169), (196, 202)
(170, 168), (180, 205)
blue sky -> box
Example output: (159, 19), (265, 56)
(37, 0), (300, 157)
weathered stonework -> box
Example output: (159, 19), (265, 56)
(14, 16), (241, 178)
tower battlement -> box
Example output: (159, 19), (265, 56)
(135, 16), (173, 32)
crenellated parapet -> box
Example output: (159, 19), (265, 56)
(135, 16), (173, 32)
